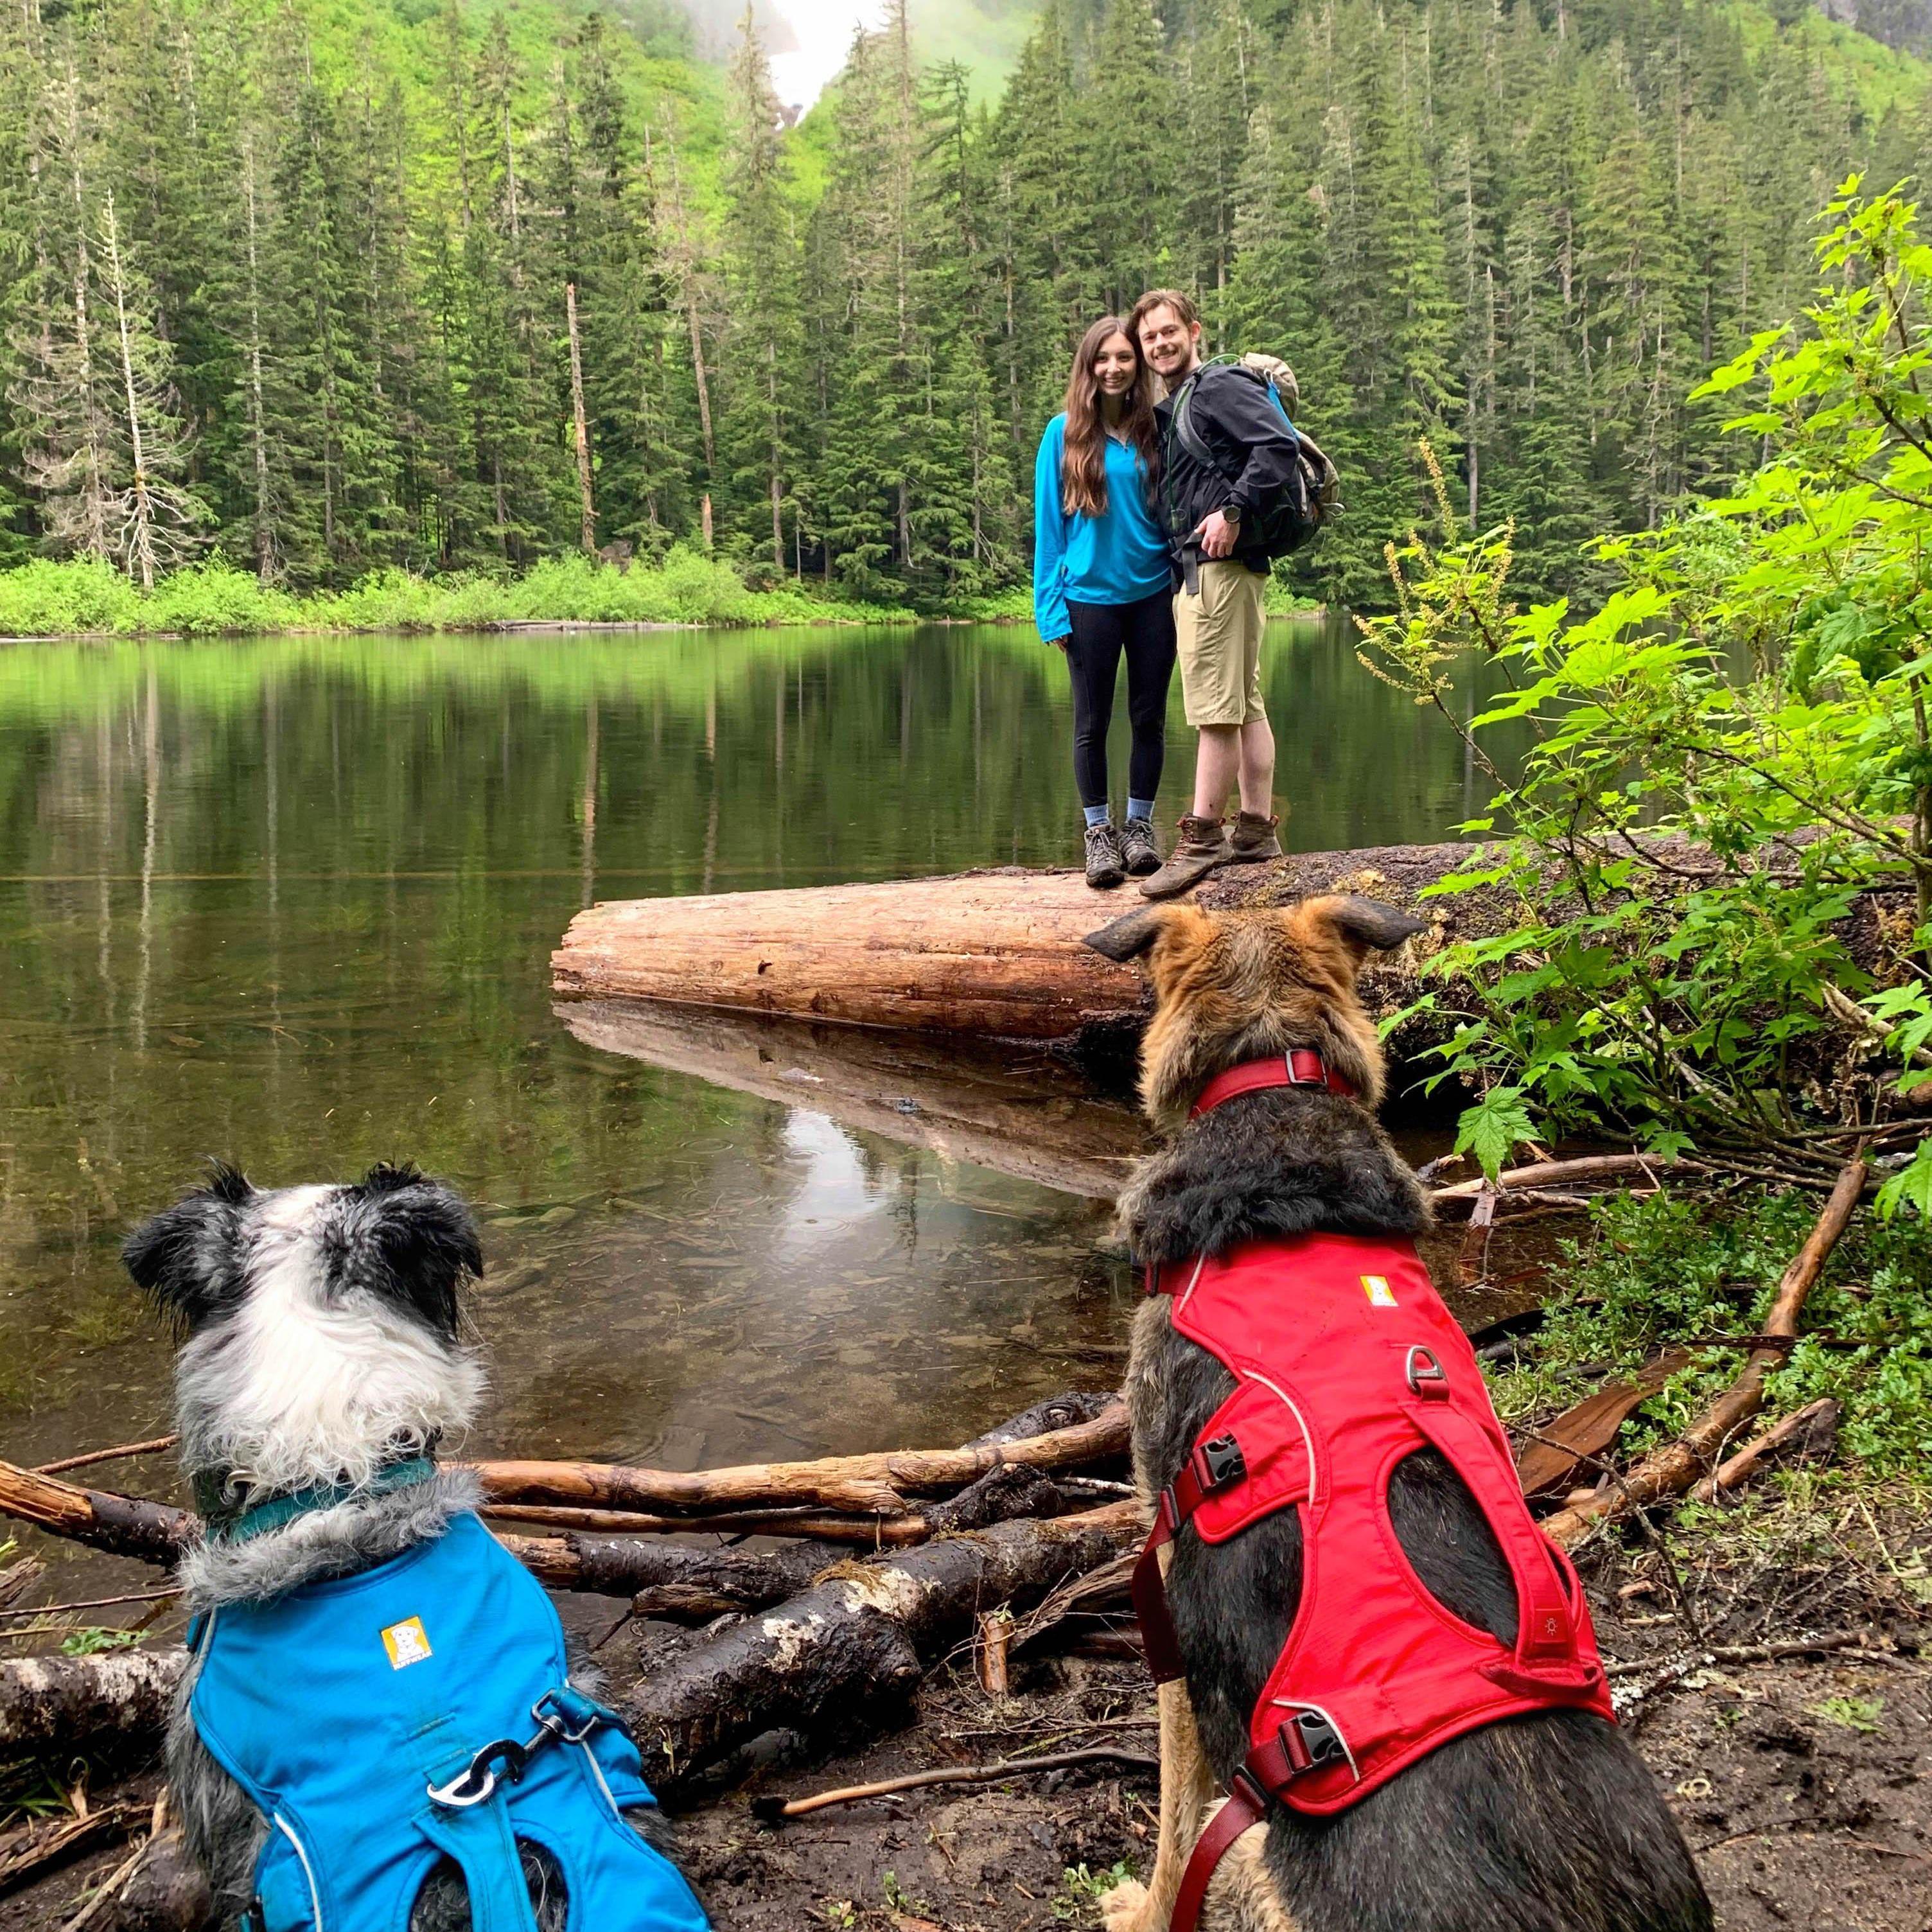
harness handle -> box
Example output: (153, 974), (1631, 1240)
(426, 1688), (609, 1809)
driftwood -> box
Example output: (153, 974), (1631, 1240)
(558, 999), (1146, 1200)
(1544, 1155), (1868, 1547)
(464, 1400), (1128, 1520)
(754, 1744), (1158, 1822)
(1515, 1351), (1690, 1498)
(627, 1501), (1142, 1799)
(0, 1649), (184, 1755)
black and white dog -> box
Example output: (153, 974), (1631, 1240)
(126, 1163), (702, 1932)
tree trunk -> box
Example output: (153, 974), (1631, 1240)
(565, 279), (595, 554)
(242, 134), (273, 584)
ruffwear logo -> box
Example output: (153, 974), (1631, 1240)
(381, 1616), (434, 1669)
(1361, 1276), (1398, 1307)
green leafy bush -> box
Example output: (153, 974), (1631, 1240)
(1489, 1187), (1932, 1480)
(1357, 182), (1932, 1206)
(0, 556), (143, 635)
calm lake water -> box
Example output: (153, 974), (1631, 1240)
(0, 618), (1486, 1562)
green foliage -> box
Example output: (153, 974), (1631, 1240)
(1489, 1187), (1932, 1479)
(1055, 1862), (1136, 1921)
(1359, 182), (1932, 1194)
(1807, 1694), (1886, 1730)
(0, 551), (911, 634)
(58, 1626), (146, 1656)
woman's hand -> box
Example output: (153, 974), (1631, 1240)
(1046, 634), (1070, 652)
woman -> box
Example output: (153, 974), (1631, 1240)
(1033, 316), (1177, 888)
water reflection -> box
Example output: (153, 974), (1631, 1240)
(0, 619), (1487, 1524)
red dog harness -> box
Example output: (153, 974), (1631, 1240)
(1133, 1056), (1611, 1932)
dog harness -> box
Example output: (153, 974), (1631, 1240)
(1132, 1055), (1612, 1932)
(186, 1509), (710, 1932)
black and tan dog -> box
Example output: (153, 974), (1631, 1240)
(1084, 896), (1710, 1932)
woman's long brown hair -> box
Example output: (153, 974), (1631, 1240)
(1060, 316), (1159, 519)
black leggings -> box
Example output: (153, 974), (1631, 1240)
(1065, 590), (1177, 811)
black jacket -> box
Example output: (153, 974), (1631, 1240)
(1154, 362), (1302, 571)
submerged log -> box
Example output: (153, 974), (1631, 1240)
(626, 1500), (1141, 1798)
(551, 848), (1470, 1056)
(557, 999), (1147, 1199)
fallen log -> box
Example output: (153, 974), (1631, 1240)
(551, 848), (1464, 1058)
(484, 1464), (1074, 1557)
(493, 1531), (838, 1617)
(558, 1000), (1146, 1200)
(464, 1400), (1128, 1519)
(1544, 1154), (1868, 1547)
(627, 1501), (1142, 1799)
(0, 1649), (184, 1755)
(0, 1463), (189, 1566)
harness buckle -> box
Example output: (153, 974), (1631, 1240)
(532, 1687), (602, 1745)
(1283, 1049), (1326, 1087)
(1191, 1432), (1247, 1495)
(426, 1736), (529, 1809)
(1281, 1707), (1348, 1776)
(1403, 1345), (1450, 1400)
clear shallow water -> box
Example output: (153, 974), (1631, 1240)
(0, 619), (1488, 1524)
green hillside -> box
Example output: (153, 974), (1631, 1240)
(4, 0), (1932, 613)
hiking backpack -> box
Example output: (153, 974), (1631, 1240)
(1166, 356), (1340, 560)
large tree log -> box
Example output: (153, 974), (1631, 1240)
(556, 998), (1147, 1199)
(626, 1500), (1142, 1798)
(0, 1649), (184, 1755)
(0, 1463), (190, 1565)
(464, 1400), (1128, 1518)
(551, 850), (1469, 1055)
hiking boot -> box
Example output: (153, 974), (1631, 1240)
(1084, 821), (1126, 890)
(1229, 810), (1285, 864)
(1137, 816), (1231, 899)
(1118, 817), (1161, 877)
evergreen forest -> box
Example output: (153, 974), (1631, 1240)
(4, 0), (1932, 614)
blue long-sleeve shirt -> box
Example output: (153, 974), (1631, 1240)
(1032, 414), (1173, 640)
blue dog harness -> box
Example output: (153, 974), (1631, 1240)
(187, 1510), (710, 1932)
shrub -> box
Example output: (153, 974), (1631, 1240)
(0, 556), (143, 636)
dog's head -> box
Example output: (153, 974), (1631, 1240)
(123, 1163), (484, 1497)
(1085, 895), (1427, 1131)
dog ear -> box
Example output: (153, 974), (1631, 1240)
(1083, 904), (1183, 963)
(339, 1164), (482, 1339)
(1298, 895), (1428, 964)
(122, 1163), (254, 1329)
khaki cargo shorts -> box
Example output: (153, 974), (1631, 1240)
(1174, 560), (1268, 726)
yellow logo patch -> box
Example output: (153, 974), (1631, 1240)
(381, 1617), (434, 1669)
(1361, 1276), (1398, 1308)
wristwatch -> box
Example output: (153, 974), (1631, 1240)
(1222, 504), (1242, 525)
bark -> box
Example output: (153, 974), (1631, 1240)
(626, 1501), (1141, 1798)
(555, 999), (1145, 1199)
(0, 1649), (184, 1755)
(0, 1461), (190, 1565)
(464, 1401), (1128, 1518)
(1543, 1155), (1868, 1547)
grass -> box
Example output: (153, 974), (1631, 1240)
(1487, 1187), (1932, 1487)
(0, 551), (918, 638)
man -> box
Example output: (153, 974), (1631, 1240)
(1128, 288), (1297, 899)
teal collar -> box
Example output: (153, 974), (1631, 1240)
(198, 1457), (439, 1544)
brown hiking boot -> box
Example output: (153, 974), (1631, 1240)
(1118, 816), (1161, 876)
(1229, 810), (1285, 863)
(1083, 821), (1125, 890)
(1137, 816), (1231, 899)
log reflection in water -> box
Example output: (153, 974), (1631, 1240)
(558, 998), (1149, 1200)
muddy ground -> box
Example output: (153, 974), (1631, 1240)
(5, 1525), (1926, 1932)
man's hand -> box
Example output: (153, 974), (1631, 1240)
(1196, 508), (1240, 559)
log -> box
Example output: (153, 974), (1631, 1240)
(484, 1464), (1075, 1556)
(558, 999), (1146, 1200)
(0, 1463), (189, 1566)
(551, 848), (1466, 1055)
(464, 1400), (1128, 1519)
(1544, 1154), (1868, 1547)
(1687, 1396), (1840, 1504)
(0, 1649), (184, 1755)
(626, 1500), (1143, 1798)
(493, 1531), (838, 1617)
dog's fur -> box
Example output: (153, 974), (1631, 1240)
(1085, 899), (1712, 1932)
(125, 1162), (678, 1932)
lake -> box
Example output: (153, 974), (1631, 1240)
(0, 618), (1486, 1538)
